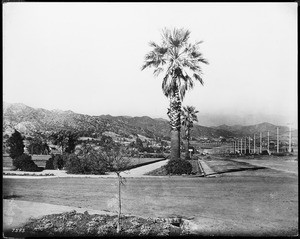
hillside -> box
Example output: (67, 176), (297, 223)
(3, 102), (296, 143)
(214, 122), (297, 142)
(3, 102), (236, 140)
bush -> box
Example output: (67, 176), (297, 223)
(45, 154), (66, 170)
(13, 154), (41, 172)
(7, 130), (24, 159)
(53, 154), (65, 169)
(164, 159), (192, 175)
(65, 152), (107, 175)
(45, 156), (55, 169)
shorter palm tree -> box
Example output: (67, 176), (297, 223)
(181, 106), (199, 159)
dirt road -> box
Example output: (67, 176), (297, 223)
(4, 162), (298, 236)
(232, 157), (298, 175)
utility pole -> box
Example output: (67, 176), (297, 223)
(240, 138), (243, 154)
(277, 127), (279, 153)
(260, 132), (262, 154)
(249, 136), (251, 154)
(267, 131), (270, 152)
(234, 140), (236, 153)
(244, 137), (247, 154)
(253, 134), (256, 154)
(289, 124), (292, 153)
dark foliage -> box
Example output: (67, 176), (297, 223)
(50, 130), (78, 154)
(53, 154), (65, 169)
(13, 153), (42, 172)
(7, 130), (24, 159)
(27, 139), (49, 155)
(64, 145), (107, 174)
(129, 137), (145, 152)
(140, 153), (166, 158)
(45, 156), (55, 170)
(143, 146), (155, 153)
(45, 154), (66, 170)
(99, 135), (117, 150)
(164, 159), (192, 175)
(65, 135), (77, 154)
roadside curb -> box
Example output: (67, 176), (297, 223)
(198, 159), (216, 176)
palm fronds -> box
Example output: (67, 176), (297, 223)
(142, 27), (208, 100)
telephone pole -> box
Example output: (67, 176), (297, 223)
(240, 138), (243, 154)
(267, 131), (270, 152)
(289, 124), (292, 153)
(260, 132), (262, 154)
(249, 136), (251, 154)
(244, 137), (247, 154)
(253, 134), (256, 154)
(277, 127), (279, 153)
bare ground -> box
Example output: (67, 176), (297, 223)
(3, 155), (298, 236)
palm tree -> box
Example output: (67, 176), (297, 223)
(181, 106), (199, 159)
(141, 28), (208, 160)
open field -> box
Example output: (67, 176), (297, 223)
(3, 156), (298, 236)
(201, 154), (298, 176)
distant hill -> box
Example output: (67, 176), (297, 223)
(3, 102), (296, 142)
(3, 102), (235, 140)
(214, 122), (297, 142)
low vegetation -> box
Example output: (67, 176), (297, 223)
(3, 172), (54, 176)
(146, 159), (194, 176)
(8, 211), (187, 237)
(45, 154), (65, 170)
(13, 154), (42, 172)
(165, 159), (193, 175)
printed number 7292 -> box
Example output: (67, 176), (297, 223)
(12, 228), (25, 233)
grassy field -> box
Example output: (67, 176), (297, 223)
(3, 158), (298, 236)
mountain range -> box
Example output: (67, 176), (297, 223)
(3, 102), (297, 143)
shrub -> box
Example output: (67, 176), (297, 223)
(45, 156), (55, 170)
(164, 159), (192, 175)
(45, 154), (66, 170)
(13, 154), (41, 172)
(7, 130), (24, 159)
(65, 149), (107, 175)
(53, 154), (65, 169)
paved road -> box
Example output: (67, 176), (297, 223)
(120, 159), (168, 177)
(198, 159), (215, 176)
(233, 158), (298, 175)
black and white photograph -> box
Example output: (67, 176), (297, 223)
(3, 2), (298, 237)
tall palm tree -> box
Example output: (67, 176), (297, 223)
(141, 28), (208, 160)
(181, 106), (199, 159)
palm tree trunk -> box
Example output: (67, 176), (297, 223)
(117, 172), (121, 233)
(185, 128), (190, 159)
(168, 89), (181, 160)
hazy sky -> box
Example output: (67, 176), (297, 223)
(3, 3), (297, 126)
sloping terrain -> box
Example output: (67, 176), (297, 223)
(4, 102), (295, 142)
(3, 102), (236, 140)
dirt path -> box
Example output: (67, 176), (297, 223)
(120, 159), (168, 177)
(3, 157), (298, 236)
(198, 159), (216, 176)
(3, 199), (116, 232)
(232, 158), (298, 175)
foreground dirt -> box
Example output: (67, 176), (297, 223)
(3, 156), (298, 236)
(4, 210), (186, 237)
